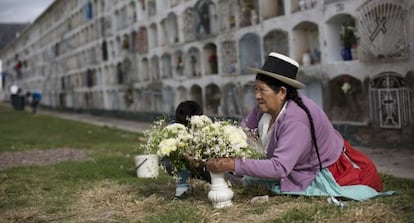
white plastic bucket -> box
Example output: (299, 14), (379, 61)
(134, 154), (159, 178)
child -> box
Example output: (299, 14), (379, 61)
(164, 100), (211, 198)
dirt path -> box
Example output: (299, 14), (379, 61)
(357, 147), (414, 179)
(0, 148), (90, 170)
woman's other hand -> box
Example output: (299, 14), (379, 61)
(206, 158), (235, 173)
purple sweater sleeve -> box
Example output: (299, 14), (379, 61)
(235, 115), (312, 179)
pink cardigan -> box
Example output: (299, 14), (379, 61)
(235, 94), (343, 192)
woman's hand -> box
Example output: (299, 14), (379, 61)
(206, 158), (235, 173)
(183, 153), (203, 167)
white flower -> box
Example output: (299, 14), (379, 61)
(165, 123), (186, 133)
(187, 115), (257, 160)
(189, 115), (212, 128)
(139, 115), (258, 173)
(158, 138), (178, 156)
(224, 125), (248, 148)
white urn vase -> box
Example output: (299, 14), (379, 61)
(208, 171), (234, 208)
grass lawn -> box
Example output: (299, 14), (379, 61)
(0, 104), (413, 222)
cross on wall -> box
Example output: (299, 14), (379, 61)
(369, 16), (387, 42)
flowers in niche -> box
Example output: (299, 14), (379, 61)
(340, 21), (357, 49)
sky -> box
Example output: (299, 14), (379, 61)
(0, 0), (55, 23)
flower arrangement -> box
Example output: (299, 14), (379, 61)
(340, 22), (357, 49)
(176, 56), (184, 74)
(208, 53), (218, 73)
(138, 115), (259, 175)
(208, 54), (217, 63)
(123, 88), (134, 106)
(138, 118), (167, 155)
(187, 115), (258, 162)
(138, 118), (193, 173)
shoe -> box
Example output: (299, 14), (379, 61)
(175, 185), (190, 199)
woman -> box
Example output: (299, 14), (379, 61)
(207, 52), (388, 201)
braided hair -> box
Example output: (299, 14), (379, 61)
(256, 74), (323, 170)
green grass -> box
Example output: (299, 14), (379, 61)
(0, 104), (136, 153)
(0, 103), (413, 223)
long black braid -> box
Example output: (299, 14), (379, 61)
(288, 89), (323, 170)
(256, 74), (323, 170)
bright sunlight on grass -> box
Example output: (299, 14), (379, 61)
(0, 103), (413, 222)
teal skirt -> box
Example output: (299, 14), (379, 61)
(243, 169), (394, 201)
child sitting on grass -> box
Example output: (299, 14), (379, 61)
(162, 100), (211, 198)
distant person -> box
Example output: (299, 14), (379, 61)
(31, 91), (42, 114)
(1, 71), (7, 89)
(10, 84), (19, 109)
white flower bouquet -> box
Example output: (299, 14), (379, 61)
(138, 118), (168, 155)
(188, 115), (258, 162)
(139, 118), (194, 173)
(138, 115), (259, 175)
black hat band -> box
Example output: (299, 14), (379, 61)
(261, 55), (298, 80)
